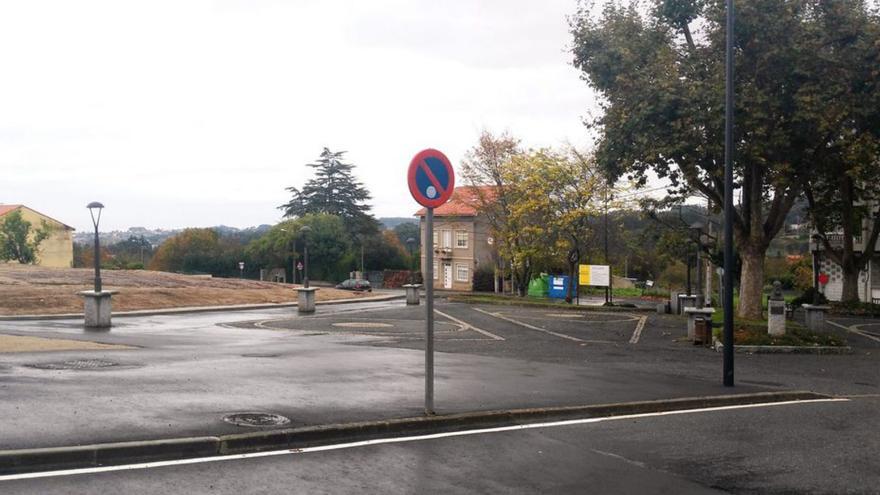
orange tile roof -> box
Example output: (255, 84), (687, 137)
(414, 186), (496, 217)
(0, 204), (22, 217)
(0, 204), (74, 230)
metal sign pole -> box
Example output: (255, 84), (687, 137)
(425, 207), (435, 414)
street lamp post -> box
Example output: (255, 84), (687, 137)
(301, 225), (311, 289)
(87, 202), (104, 293)
(722, 0), (736, 387)
(406, 237), (416, 284)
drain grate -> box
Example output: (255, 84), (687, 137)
(26, 359), (120, 370)
(223, 412), (291, 427)
(241, 353), (281, 358)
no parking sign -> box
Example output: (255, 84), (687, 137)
(407, 148), (455, 416)
(408, 149), (455, 208)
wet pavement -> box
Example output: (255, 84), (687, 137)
(0, 300), (877, 451)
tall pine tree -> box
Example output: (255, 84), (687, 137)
(279, 148), (379, 238)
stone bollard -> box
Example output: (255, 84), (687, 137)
(678, 294), (699, 314)
(297, 287), (318, 314)
(403, 284), (421, 306)
(78, 290), (118, 329)
(802, 304), (830, 331)
(683, 307), (716, 341)
(670, 293), (681, 315)
(767, 281), (786, 336)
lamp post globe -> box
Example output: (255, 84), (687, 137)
(300, 225), (312, 289)
(86, 202), (105, 293)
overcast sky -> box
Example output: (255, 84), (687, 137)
(0, 0), (599, 232)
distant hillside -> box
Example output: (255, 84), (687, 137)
(74, 224), (273, 246)
(379, 217), (417, 230)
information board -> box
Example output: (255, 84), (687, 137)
(578, 264), (610, 287)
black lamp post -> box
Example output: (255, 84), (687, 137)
(301, 225), (311, 289)
(87, 202), (104, 293)
(811, 234), (821, 304)
(690, 221), (705, 300)
(406, 237), (416, 284)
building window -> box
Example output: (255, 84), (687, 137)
(455, 231), (468, 249)
(455, 263), (469, 282)
(433, 261), (438, 279)
(432, 231), (439, 247)
(441, 230), (452, 248)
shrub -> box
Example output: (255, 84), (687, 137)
(790, 288), (828, 307)
(472, 267), (495, 292)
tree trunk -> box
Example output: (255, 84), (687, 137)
(737, 248), (765, 320)
(840, 252), (861, 302)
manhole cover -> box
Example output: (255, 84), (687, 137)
(25, 359), (120, 370)
(332, 322), (393, 328)
(223, 412), (291, 427)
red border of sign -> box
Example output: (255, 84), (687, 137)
(408, 148), (455, 208)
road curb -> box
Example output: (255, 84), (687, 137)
(0, 294), (404, 321)
(0, 390), (830, 475)
(713, 342), (853, 354)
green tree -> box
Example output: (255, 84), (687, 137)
(0, 210), (51, 264)
(799, 1), (880, 302)
(247, 214), (351, 282)
(279, 148), (379, 239)
(571, 0), (848, 318)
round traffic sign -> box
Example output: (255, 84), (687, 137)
(408, 149), (455, 208)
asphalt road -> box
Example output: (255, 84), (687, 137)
(1, 298), (878, 493)
(4, 396), (876, 494)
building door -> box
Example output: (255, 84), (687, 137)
(443, 263), (453, 289)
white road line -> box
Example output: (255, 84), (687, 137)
(473, 308), (585, 343)
(0, 398), (848, 482)
(629, 316), (648, 344)
(827, 320), (880, 343)
(434, 309), (504, 341)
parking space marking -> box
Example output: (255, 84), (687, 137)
(828, 320), (880, 343)
(629, 316), (648, 344)
(434, 309), (504, 341)
(473, 308), (585, 343)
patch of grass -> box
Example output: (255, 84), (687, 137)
(829, 301), (880, 318)
(579, 287), (669, 299)
(711, 320), (845, 347)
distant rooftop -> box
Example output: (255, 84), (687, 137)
(414, 186), (496, 217)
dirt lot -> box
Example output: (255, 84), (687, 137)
(0, 265), (368, 315)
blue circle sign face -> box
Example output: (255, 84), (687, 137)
(408, 149), (455, 208)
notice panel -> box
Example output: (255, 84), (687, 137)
(578, 264), (610, 287)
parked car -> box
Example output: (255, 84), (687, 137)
(335, 279), (372, 292)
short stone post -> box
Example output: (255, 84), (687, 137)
(767, 281), (786, 336)
(678, 294), (699, 314)
(683, 307), (716, 340)
(79, 290), (118, 328)
(670, 292), (681, 315)
(802, 303), (830, 331)
(297, 287), (318, 314)
(403, 284), (421, 305)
